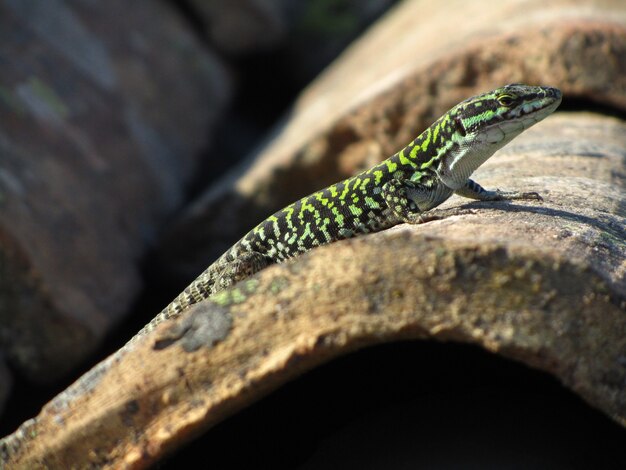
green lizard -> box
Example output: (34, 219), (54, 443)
(138, 83), (561, 341)
(0, 84), (564, 468)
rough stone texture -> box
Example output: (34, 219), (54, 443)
(0, 0), (230, 383)
(156, 0), (626, 284)
(2, 112), (624, 469)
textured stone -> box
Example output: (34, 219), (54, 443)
(156, 0), (626, 284)
(0, 0), (230, 382)
(2, 112), (624, 469)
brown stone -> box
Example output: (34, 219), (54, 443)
(156, 0), (626, 284)
(0, 0), (230, 382)
(2, 112), (624, 469)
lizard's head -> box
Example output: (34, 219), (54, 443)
(452, 84), (562, 147)
(436, 84), (561, 189)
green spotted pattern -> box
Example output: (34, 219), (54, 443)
(134, 84), (561, 341)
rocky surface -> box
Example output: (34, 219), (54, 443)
(2, 112), (624, 469)
(156, 0), (626, 285)
(0, 0), (230, 383)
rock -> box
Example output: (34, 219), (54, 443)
(155, 0), (626, 285)
(0, 0), (230, 382)
(2, 112), (624, 469)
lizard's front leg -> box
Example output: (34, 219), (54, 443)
(454, 178), (542, 201)
(413, 178), (543, 223)
(383, 177), (497, 224)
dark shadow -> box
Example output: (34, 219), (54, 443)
(159, 341), (626, 470)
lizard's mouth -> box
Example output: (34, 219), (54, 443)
(521, 91), (562, 125)
(513, 87), (562, 120)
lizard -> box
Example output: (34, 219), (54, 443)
(0, 84), (561, 465)
(136, 83), (562, 343)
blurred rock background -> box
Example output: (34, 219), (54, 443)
(0, 0), (398, 433)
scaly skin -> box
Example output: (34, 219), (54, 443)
(134, 84), (562, 341)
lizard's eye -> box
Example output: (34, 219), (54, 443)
(497, 94), (515, 107)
